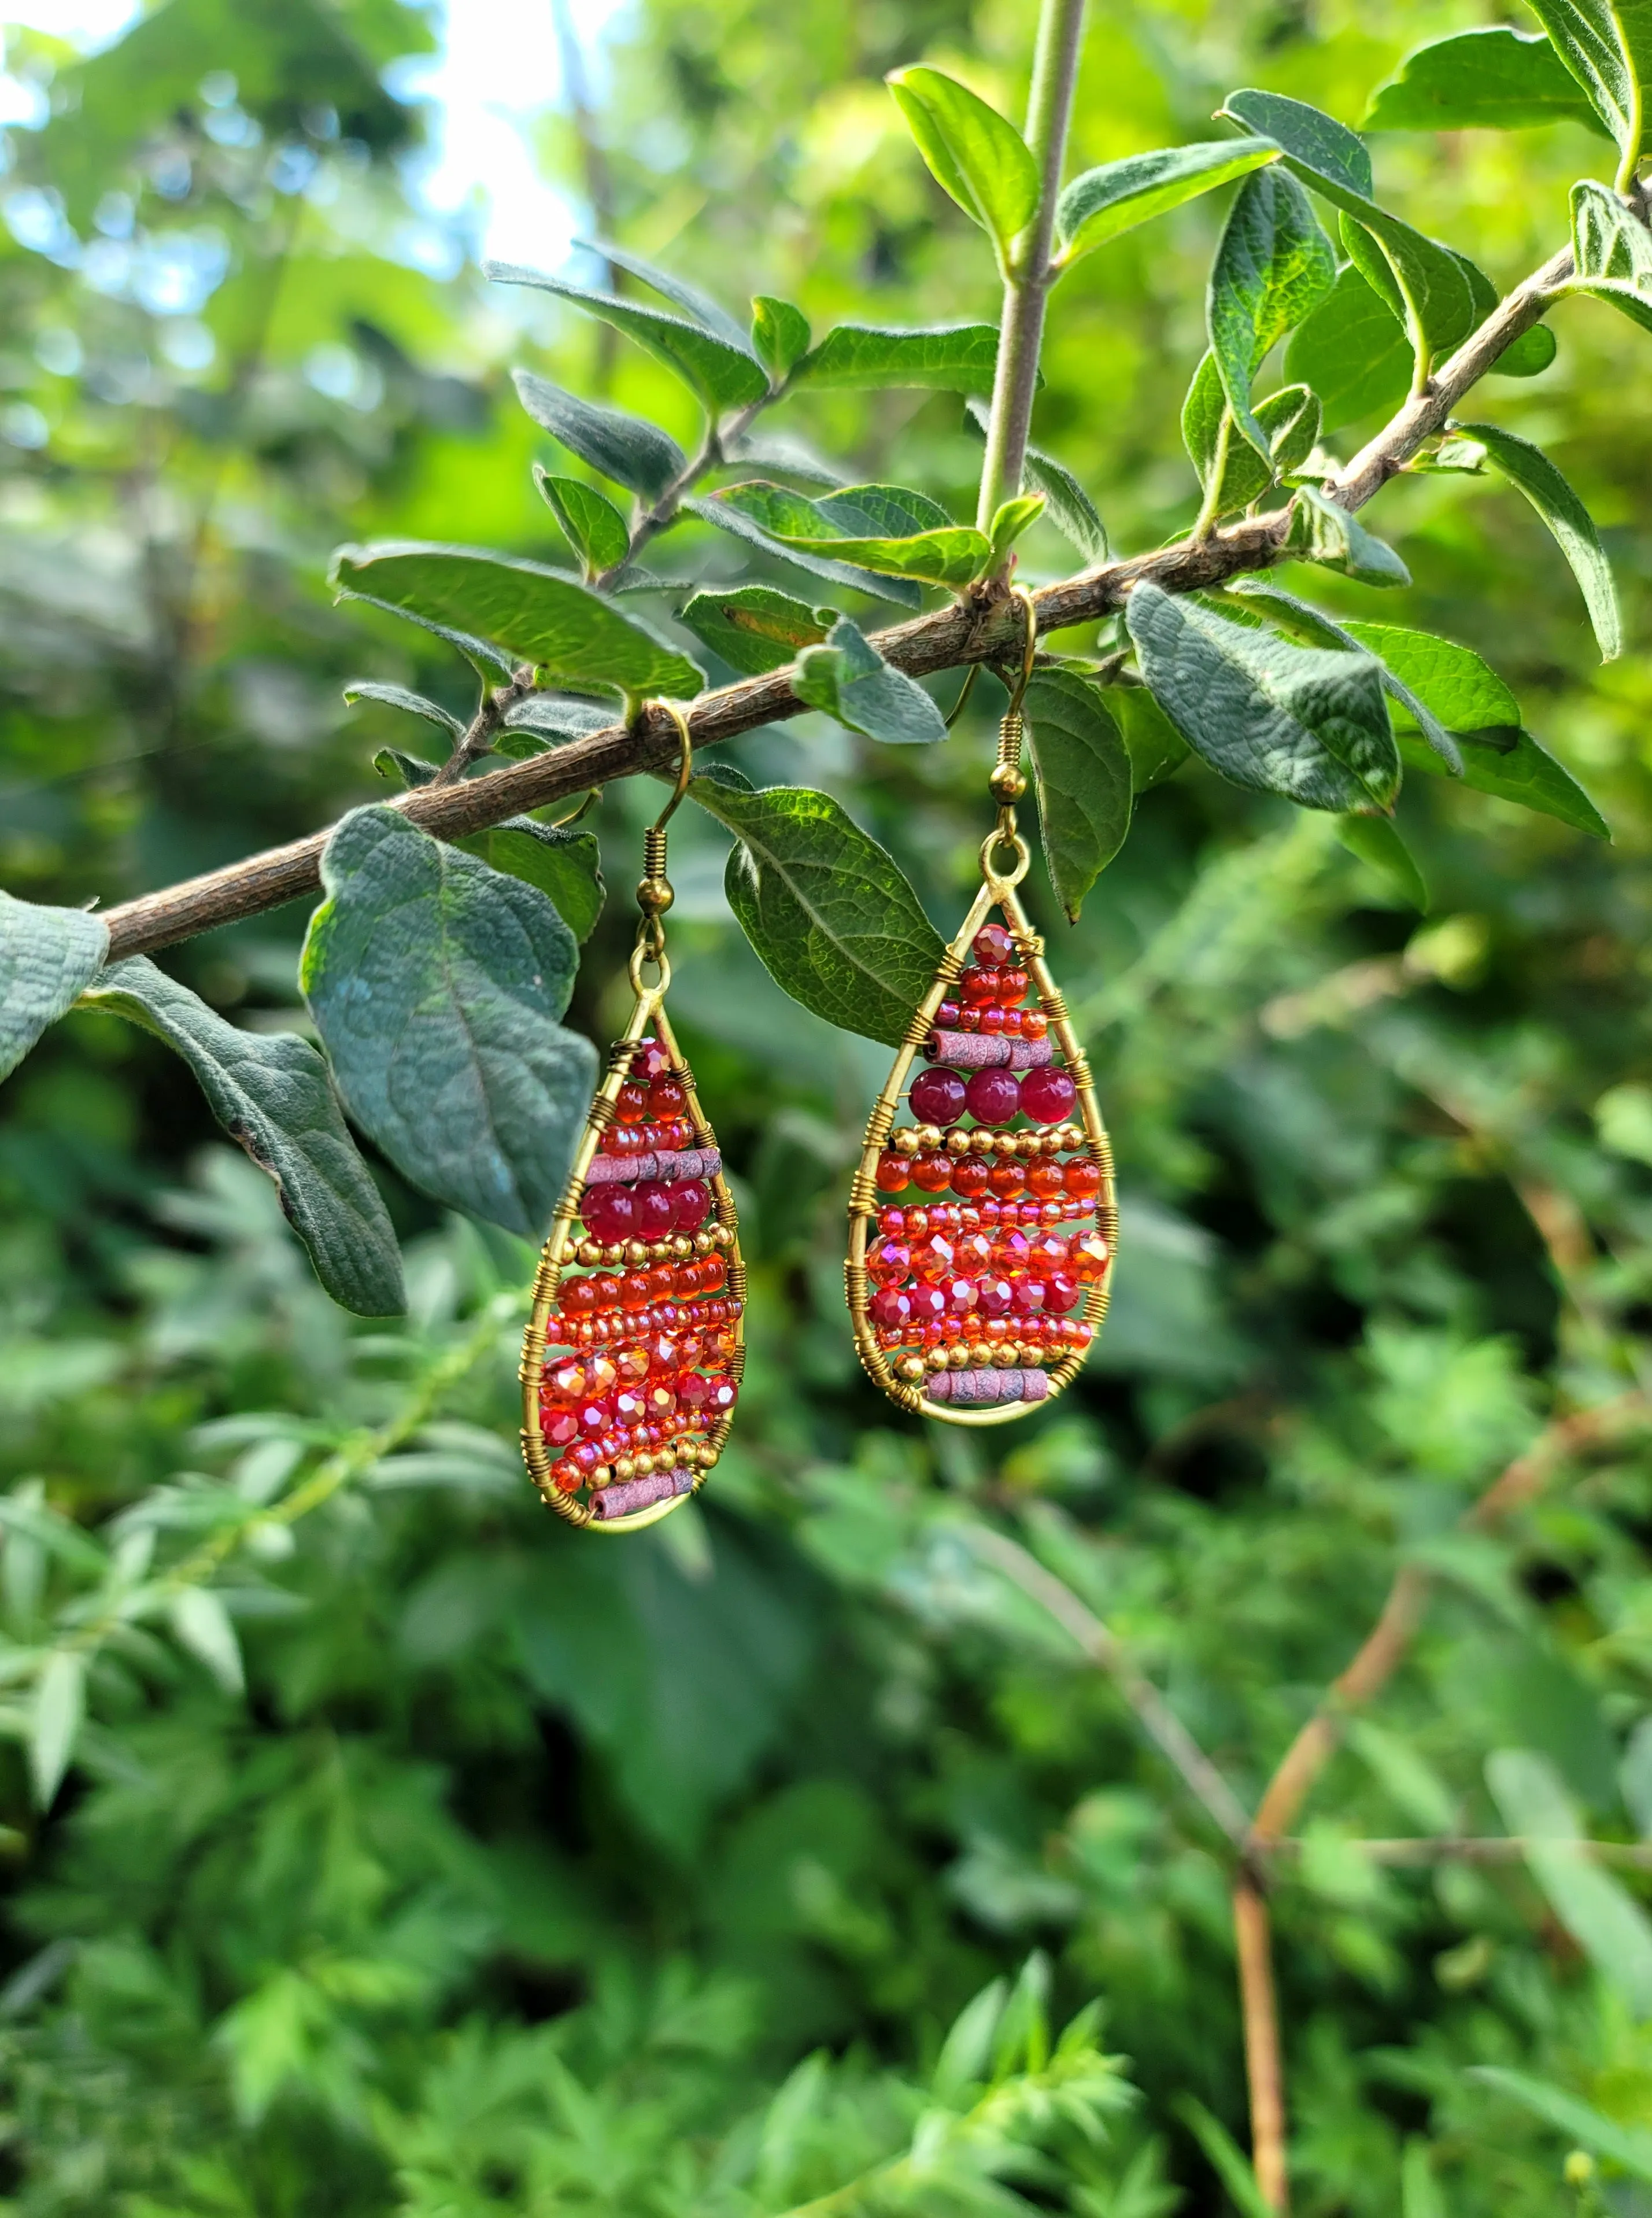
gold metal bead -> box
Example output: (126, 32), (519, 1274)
(898, 1357), (926, 1383)
(625, 1239), (648, 1265)
(671, 1236), (693, 1260)
(712, 1223), (733, 1249)
(635, 874), (675, 916)
(918, 1124), (943, 1151)
(945, 1127), (972, 1158)
(604, 1243), (626, 1267)
(576, 1239), (603, 1267)
(993, 1132), (1020, 1158)
(700, 1447), (720, 1472)
(693, 1231), (713, 1254)
(948, 1344), (970, 1370)
(614, 1456), (636, 1481)
(988, 763), (1027, 804)
(925, 1347), (950, 1372)
(894, 1128), (921, 1158)
(970, 1129), (995, 1157)
(968, 1341), (992, 1366)
(592, 1466), (612, 1488)
(634, 1452), (656, 1477)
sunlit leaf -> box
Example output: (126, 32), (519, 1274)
(512, 368), (686, 499)
(1056, 138), (1280, 265)
(487, 262), (767, 408)
(1455, 418), (1621, 659)
(1022, 671), (1133, 921)
(886, 66), (1039, 266)
(1364, 26), (1610, 133)
(535, 467), (631, 577)
(1208, 165), (1335, 458)
(678, 585), (831, 675)
(791, 322), (1003, 391)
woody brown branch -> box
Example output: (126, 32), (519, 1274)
(95, 241), (1571, 962)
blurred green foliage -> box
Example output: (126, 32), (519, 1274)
(5, 0), (1652, 2210)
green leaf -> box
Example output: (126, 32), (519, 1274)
(1055, 138), (1281, 266)
(463, 822), (606, 944)
(1398, 725), (1610, 838)
(682, 495), (923, 608)
(512, 369), (686, 500)
(986, 493), (1047, 568)
(0, 892), (108, 1083)
(577, 238), (749, 346)
(1486, 1747), (1652, 2013)
(1108, 684), (1190, 790)
(169, 1587), (245, 1695)
(678, 585), (831, 676)
(1335, 618), (1520, 730)
(1022, 671), (1133, 922)
(300, 806), (598, 1240)
(1495, 323), (1561, 377)
(343, 681), (464, 736)
(332, 543), (705, 696)
(711, 482), (988, 588)
(487, 263), (767, 409)
(1184, 357), (1323, 515)
(1472, 2068), (1652, 2180)
(373, 747), (438, 788)
(688, 782), (945, 1045)
(498, 696), (615, 752)
(1284, 484), (1410, 585)
(1125, 580), (1400, 813)
(1284, 264), (1411, 433)
(790, 322), (1003, 392)
(886, 67), (1039, 267)
(1221, 89), (1478, 366)
(30, 1649), (84, 1809)
(964, 400), (1108, 560)
(751, 296), (812, 381)
(1227, 585), (1462, 768)
(1566, 177), (1652, 333)
(793, 618), (947, 745)
(1522, 0), (1652, 180)
(81, 956), (406, 1316)
(1173, 2098), (1276, 2218)
(1208, 166), (1336, 457)
(1363, 27), (1610, 134)
(535, 468), (631, 577)
(1336, 813), (1428, 909)
(1454, 418), (1622, 660)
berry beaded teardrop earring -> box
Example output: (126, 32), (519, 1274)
(521, 704), (745, 1526)
(846, 591), (1117, 1423)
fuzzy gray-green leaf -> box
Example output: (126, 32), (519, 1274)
(300, 806), (597, 1240)
(81, 955), (405, 1316)
(678, 585), (832, 676)
(0, 892), (108, 1083)
(794, 618), (947, 745)
(511, 369), (685, 499)
(1208, 165), (1335, 457)
(689, 783), (945, 1045)
(1457, 418), (1621, 659)
(1023, 671), (1133, 922)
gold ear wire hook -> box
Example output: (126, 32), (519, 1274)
(634, 700), (694, 966)
(988, 587), (1038, 816)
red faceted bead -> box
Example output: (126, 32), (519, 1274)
(1011, 1274), (1048, 1317)
(908, 1283), (948, 1325)
(707, 1378), (738, 1418)
(911, 1152), (952, 1194)
(973, 922), (1014, 965)
(614, 1345), (649, 1385)
(1021, 1066), (1077, 1125)
(646, 1334), (680, 1375)
(678, 1370), (712, 1413)
(910, 1068), (966, 1124)
(964, 1069), (1020, 1126)
(616, 1079), (650, 1125)
(977, 1275), (1015, 1318)
(962, 966), (1001, 1007)
(632, 1038), (671, 1083)
(870, 1284), (914, 1332)
(1044, 1271), (1080, 1315)
(868, 1238), (912, 1284)
(586, 1355), (619, 1398)
(576, 1396), (613, 1438)
(997, 967), (1029, 1007)
(1065, 1159), (1102, 1201)
(1071, 1232), (1110, 1280)
(943, 1276), (978, 1314)
(541, 1405), (580, 1449)
(561, 1277), (597, 1318)
(614, 1385), (648, 1427)
(1026, 1231), (1070, 1275)
(544, 1359), (585, 1403)
(912, 1230), (955, 1279)
(649, 1075), (688, 1120)
(955, 1231), (993, 1274)
(644, 1383), (677, 1424)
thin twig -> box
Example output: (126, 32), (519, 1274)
(1233, 1877), (1288, 2212)
(967, 1525), (1254, 1852)
(94, 230), (1572, 961)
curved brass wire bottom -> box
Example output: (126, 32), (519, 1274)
(520, 982), (746, 1531)
(845, 861), (1117, 1430)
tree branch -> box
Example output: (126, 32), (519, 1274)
(95, 232), (1570, 962)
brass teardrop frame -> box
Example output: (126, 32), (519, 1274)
(845, 837), (1117, 1429)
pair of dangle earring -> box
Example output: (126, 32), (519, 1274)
(847, 589), (1118, 1424)
(520, 703), (746, 1531)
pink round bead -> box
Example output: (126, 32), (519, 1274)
(582, 1186), (637, 1243)
(964, 1068), (1020, 1126)
(1020, 1065), (1077, 1125)
(910, 1067), (966, 1124)
(670, 1179), (712, 1232)
(635, 1184), (675, 1237)
(977, 1275), (1015, 1318)
(870, 1285), (915, 1332)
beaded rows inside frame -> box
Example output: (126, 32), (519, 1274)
(849, 905), (1114, 1416)
(525, 1028), (744, 1526)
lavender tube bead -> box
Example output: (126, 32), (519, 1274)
(926, 1367), (1051, 1406)
(590, 1466), (695, 1519)
(922, 1030), (1053, 1071)
(583, 1146), (722, 1187)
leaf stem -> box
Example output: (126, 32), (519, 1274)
(974, 0), (1087, 533)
